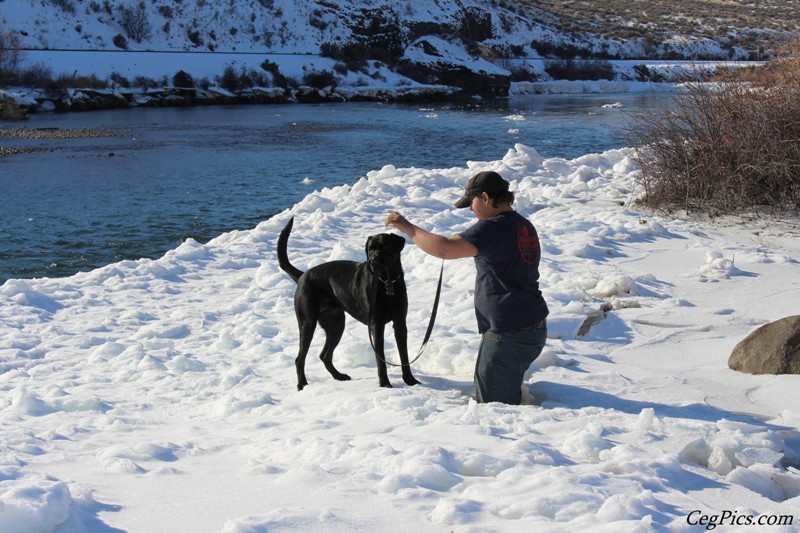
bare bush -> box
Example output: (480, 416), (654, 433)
(625, 48), (800, 215)
(217, 65), (269, 92)
(49, 0), (76, 14)
(113, 33), (128, 49)
(261, 60), (289, 88)
(118, 1), (152, 43)
(545, 59), (615, 81)
(302, 69), (337, 89)
(52, 73), (109, 89)
(0, 28), (22, 85)
(133, 75), (159, 89)
(16, 63), (54, 87)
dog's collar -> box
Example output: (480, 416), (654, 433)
(368, 259), (403, 295)
(373, 268), (402, 296)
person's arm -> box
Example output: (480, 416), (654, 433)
(384, 210), (477, 260)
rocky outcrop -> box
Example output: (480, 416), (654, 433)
(728, 316), (800, 374)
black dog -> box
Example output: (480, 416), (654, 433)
(277, 216), (420, 390)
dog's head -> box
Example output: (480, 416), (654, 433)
(365, 233), (405, 273)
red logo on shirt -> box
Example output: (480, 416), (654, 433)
(518, 223), (540, 265)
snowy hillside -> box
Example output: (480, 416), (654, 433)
(5, 0), (791, 115)
(2, 0), (759, 62)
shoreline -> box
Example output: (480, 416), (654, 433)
(0, 79), (679, 121)
(1, 83), (466, 119)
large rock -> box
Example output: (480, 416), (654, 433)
(728, 316), (800, 374)
(0, 97), (29, 120)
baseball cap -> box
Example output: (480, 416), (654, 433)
(454, 171), (510, 208)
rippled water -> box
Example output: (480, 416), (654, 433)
(0, 93), (672, 282)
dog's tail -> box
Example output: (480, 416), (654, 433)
(277, 216), (304, 282)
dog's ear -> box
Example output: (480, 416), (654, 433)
(365, 235), (375, 258)
(388, 233), (405, 252)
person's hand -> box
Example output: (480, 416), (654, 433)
(384, 210), (408, 229)
(385, 210), (416, 238)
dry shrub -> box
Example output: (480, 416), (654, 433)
(625, 43), (800, 215)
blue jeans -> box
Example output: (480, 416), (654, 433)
(474, 326), (547, 405)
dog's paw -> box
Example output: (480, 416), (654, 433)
(403, 375), (421, 387)
(297, 381), (308, 391)
(333, 373), (351, 382)
(379, 381), (393, 388)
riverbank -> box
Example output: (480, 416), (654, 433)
(0, 94), (668, 281)
(1, 78), (681, 120)
(0, 83), (462, 119)
(2, 50), (741, 120)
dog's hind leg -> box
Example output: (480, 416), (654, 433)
(295, 319), (316, 391)
(318, 308), (351, 382)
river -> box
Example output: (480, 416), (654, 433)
(0, 92), (673, 283)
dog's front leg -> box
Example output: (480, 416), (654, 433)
(370, 322), (392, 388)
(394, 320), (420, 386)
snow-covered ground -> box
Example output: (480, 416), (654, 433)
(2, 143), (800, 532)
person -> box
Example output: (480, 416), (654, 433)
(384, 170), (549, 405)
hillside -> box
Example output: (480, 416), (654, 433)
(1, 0), (798, 115)
(3, 0), (796, 61)
(519, 0), (799, 59)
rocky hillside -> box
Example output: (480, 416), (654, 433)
(3, 0), (796, 61)
(1, 0), (797, 116)
(519, 0), (799, 59)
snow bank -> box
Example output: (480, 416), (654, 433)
(2, 143), (800, 532)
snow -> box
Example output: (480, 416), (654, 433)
(2, 138), (800, 532)
(1, 0), (758, 96)
(2, 0), (751, 61)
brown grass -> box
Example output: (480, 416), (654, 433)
(623, 41), (800, 215)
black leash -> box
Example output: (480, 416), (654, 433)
(369, 260), (444, 367)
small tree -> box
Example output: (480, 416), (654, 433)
(118, 1), (152, 43)
(172, 70), (195, 88)
(219, 65), (240, 91)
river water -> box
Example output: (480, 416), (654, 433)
(0, 92), (672, 283)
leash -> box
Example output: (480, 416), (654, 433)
(369, 260), (444, 367)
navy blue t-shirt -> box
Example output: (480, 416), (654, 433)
(459, 210), (549, 333)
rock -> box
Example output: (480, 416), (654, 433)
(0, 97), (29, 120)
(728, 316), (800, 374)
